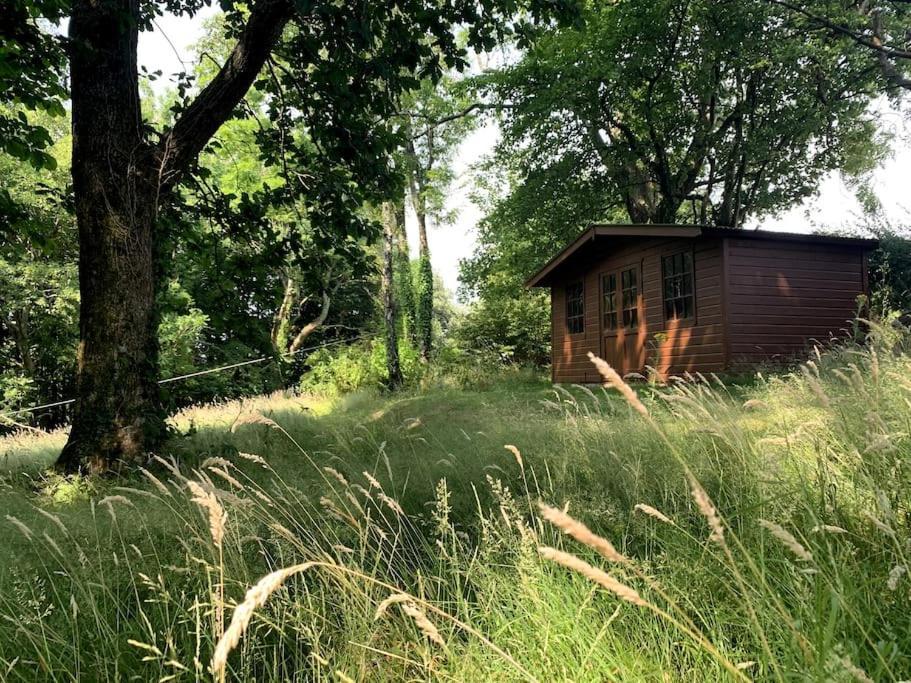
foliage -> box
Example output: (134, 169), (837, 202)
(462, 0), (891, 307)
(300, 338), (424, 395)
(397, 74), (480, 359)
(415, 256), (434, 358)
(2, 324), (911, 679)
(485, 0), (886, 225)
(0, 3), (67, 180)
(452, 289), (551, 366)
(866, 217), (911, 315)
(777, 0), (911, 92)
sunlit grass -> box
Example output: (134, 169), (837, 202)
(0, 324), (909, 681)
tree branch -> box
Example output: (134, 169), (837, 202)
(155, 0), (294, 190)
(767, 0), (911, 59)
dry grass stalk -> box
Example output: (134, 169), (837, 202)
(231, 412), (279, 433)
(812, 524), (848, 534)
(6, 515), (33, 539)
(139, 466), (172, 495)
(538, 546), (646, 606)
(375, 592), (414, 619)
(363, 471), (383, 489)
(839, 656), (874, 683)
(34, 507), (67, 534)
(687, 474), (725, 546)
(187, 481), (227, 548)
(323, 467), (349, 487)
(538, 503), (627, 563)
(587, 352), (649, 416)
(211, 562), (315, 676)
(759, 520), (813, 562)
(377, 492), (405, 516)
(401, 601), (446, 647)
(237, 452), (268, 467)
(99, 495), (133, 507)
(800, 365), (831, 408)
(864, 512), (894, 535)
(504, 444), (523, 469)
(209, 467), (245, 490)
(634, 503), (674, 526)
(201, 456), (233, 470)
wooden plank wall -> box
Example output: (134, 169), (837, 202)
(724, 239), (866, 365)
(551, 237), (725, 382)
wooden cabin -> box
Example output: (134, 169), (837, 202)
(526, 225), (878, 382)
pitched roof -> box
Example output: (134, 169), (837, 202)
(525, 224), (879, 288)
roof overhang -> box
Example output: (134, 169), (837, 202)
(524, 224), (879, 288)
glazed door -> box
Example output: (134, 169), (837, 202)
(599, 264), (645, 374)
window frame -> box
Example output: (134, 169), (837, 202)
(565, 279), (585, 335)
(661, 249), (696, 324)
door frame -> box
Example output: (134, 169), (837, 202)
(598, 261), (643, 367)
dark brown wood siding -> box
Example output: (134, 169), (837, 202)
(724, 238), (867, 365)
(551, 237), (725, 382)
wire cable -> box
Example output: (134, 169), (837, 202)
(0, 333), (374, 419)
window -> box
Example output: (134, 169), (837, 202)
(566, 281), (584, 334)
(662, 251), (695, 320)
(621, 268), (639, 328)
(602, 274), (617, 330)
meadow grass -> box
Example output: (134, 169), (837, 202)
(0, 329), (909, 681)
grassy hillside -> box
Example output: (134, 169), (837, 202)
(0, 326), (909, 681)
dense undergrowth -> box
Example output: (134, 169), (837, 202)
(0, 322), (909, 681)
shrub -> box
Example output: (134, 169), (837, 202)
(300, 337), (424, 394)
(451, 290), (551, 366)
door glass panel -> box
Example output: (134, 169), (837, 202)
(621, 267), (638, 329)
(602, 273), (617, 330)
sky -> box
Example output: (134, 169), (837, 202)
(139, 14), (911, 297)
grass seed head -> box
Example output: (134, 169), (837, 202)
(538, 546), (646, 606)
(759, 519), (813, 562)
(211, 563), (315, 676)
(504, 444), (523, 469)
(587, 352), (649, 416)
(687, 474), (725, 546)
(634, 503), (674, 525)
(539, 502), (627, 563)
(187, 481), (227, 548)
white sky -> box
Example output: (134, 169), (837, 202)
(139, 15), (911, 297)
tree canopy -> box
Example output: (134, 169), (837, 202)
(463, 0), (891, 301)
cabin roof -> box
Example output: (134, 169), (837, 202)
(525, 224), (879, 288)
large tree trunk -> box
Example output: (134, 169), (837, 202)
(57, 0), (163, 473)
(56, 0), (291, 474)
(381, 203), (403, 389)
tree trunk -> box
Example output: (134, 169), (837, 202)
(10, 308), (35, 376)
(287, 290), (332, 354)
(393, 202), (416, 343)
(405, 138), (433, 360)
(382, 202), (403, 389)
(271, 274), (299, 354)
(412, 193), (433, 360)
(57, 0), (163, 474)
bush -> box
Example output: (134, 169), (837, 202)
(451, 290), (551, 366)
(300, 337), (424, 394)
(869, 222), (911, 315)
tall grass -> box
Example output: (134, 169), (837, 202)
(0, 320), (909, 680)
